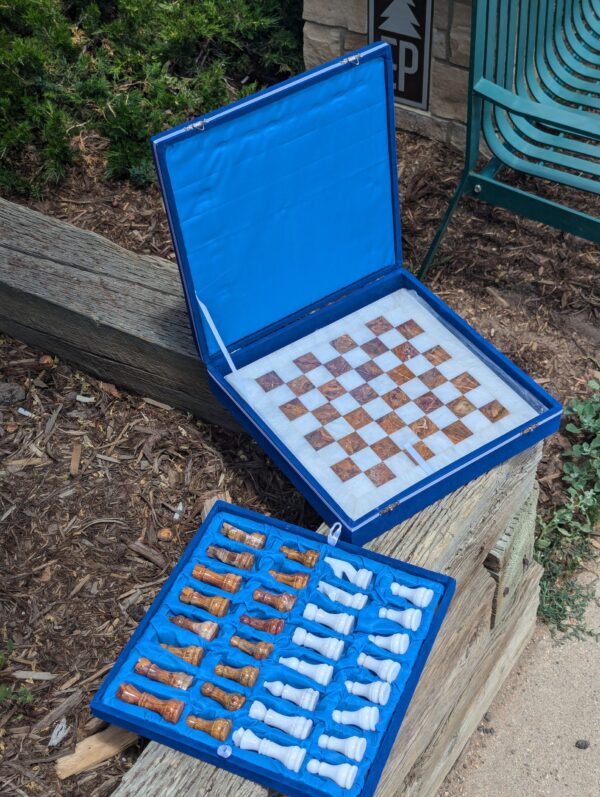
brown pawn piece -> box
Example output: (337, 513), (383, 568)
(180, 586), (230, 617)
(169, 614), (219, 641)
(159, 643), (204, 667)
(201, 682), (246, 711)
(192, 564), (242, 594)
(214, 662), (259, 687)
(239, 615), (285, 635)
(186, 714), (232, 741)
(280, 545), (320, 568)
(116, 683), (184, 723)
(253, 588), (296, 612)
(268, 569), (310, 590)
(220, 522), (266, 550)
(230, 635), (273, 660)
(134, 657), (193, 691)
(207, 545), (255, 571)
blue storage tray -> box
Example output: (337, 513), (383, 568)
(92, 502), (455, 797)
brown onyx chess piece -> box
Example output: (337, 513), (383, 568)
(159, 643), (204, 667)
(186, 714), (232, 741)
(239, 615), (285, 635)
(220, 522), (266, 549)
(201, 682), (245, 711)
(134, 657), (193, 690)
(207, 545), (255, 571)
(116, 683), (184, 723)
(169, 614), (219, 641)
(192, 564), (242, 594)
(180, 586), (230, 617)
(268, 569), (310, 589)
(280, 545), (320, 568)
(253, 588), (296, 612)
(214, 662), (259, 687)
(229, 635), (273, 660)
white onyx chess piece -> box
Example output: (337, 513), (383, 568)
(232, 727), (306, 772)
(368, 632), (410, 655)
(318, 733), (367, 763)
(292, 627), (345, 661)
(345, 679), (391, 706)
(357, 652), (400, 683)
(307, 758), (358, 790)
(378, 606), (421, 631)
(317, 580), (368, 610)
(324, 556), (373, 589)
(303, 602), (355, 635)
(249, 700), (313, 741)
(391, 582), (434, 608)
(279, 655), (333, 686)
(332, 705), (379, 731)
(263, 680), (319, 712)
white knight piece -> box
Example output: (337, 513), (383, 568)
(263, 680), (319, 712)
(318, 733), (367, 762)
(323, 556), (373, 589)
(292, 627), (345, 661)
(390, 582), (434, 608)
(307, 758), (358, 789)
(368, 632), (410, 655)
(278, 655), (334, 686)
(249, 700), (313, 740)
(345, 679), (391, 706)
(357, 652), (400, 683)
(332, 705), (379, 731)
(378, 606), (422, 631)
(317, 580), (368, 610)
(303, 602), (355, 635)
(232, 727), (306, 772)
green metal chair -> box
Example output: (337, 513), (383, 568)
(419, 0), (600, 279)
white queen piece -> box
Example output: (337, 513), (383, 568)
(232, 727), (306, 772)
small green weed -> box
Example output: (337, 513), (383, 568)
(0, 638), (14, 669)
(0, 639), (34, 707)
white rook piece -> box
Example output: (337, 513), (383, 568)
(318, 733), (367, 762)
(279, 655), (334, 686)
(391, 582), (434, 608)
(379, 606), (422, 631)
(292, 627), (345, 661)
(368, 633), (410, 655)
(232, 727), (306, 772)
(345, 679), (391, 706)
(263, 680), (319, 712)
(357, 652), (400, 683)
(249, 700), (313, 740)
(332, 705), (379, 731)
(303, 602), (355, 635)
(323, 556), (373, 589)
(317, 580), (368, 610)
(307, 758), (358, 790)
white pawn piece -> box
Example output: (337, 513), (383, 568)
(332, 705), (379, 731)
(292, 627), (345, 661)
(318, 733), (367, 763)
(391, 582), (434, 608)
(307, 758), (358, 790)
(303, 602), (355, 635)
(317, 580), (368, 610)
(324, 556), (373, 589)
(378, 606), (421, 631)
(263, 680), (320, 712)
(357, 652), (400, 683)
(232, 727), (306, 773)
(249, 700), (313, 741)
(368, 633), (410, 655)
(279, 655), (334, 686)
(345, 679), (391, 706)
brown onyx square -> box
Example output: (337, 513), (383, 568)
(447, 396), (476, 418)
(288, 375), (314, 396)
(356, 360), (383, 381)
(397, 319), (424, 339)
(392, 342), (419, 361)
(279, 399), (308, 421)
(409, 416), (438, 439)
(388, 364), (414, 385)
(383, 387), (410, 408)
(319, 379), (346, 400)
(424, 345), (451, 365)
(362, 338), (388, 357)
(366, 316), (393, 335)
(480, 400), (509, 422)
(414, 441), (435, 461)
(293, 353), (320, 373)
(331, 457), (361, 482)
(313, 403), (340, 425)
(372, 437), (400, 460)
(452, 372), (480, 393)
(305, 428), (335, 451)
(378, 411), (405, 434)
(420, 367), (447, 389)
(345, 407), (372, 429)
(325, 355), (351, 377)
(350, 383), (378, 405)
(365, 462), (395, 486)
(331, 334), (357, 353)
(415, 391), (443, 413)
(256, 371), (283, 392)
(339, 432), (367, 455)
(443, 420), (473, 443)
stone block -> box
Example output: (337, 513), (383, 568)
(448, 120), (467, 151)
(430, 59), (469, 121)
(303, 0), (368, 35)
(343, 30), (368, 53)
(434, 0), (451, 29)
(303, 21), (344, 68)
(394, 106), (450, 147)
(450, 2), (472, 67)
(432, 28), (448, 60)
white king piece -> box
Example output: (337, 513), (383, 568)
(345, 679), (391, 706)
(390, 582), (434, 608)
(279, 655), (334, 686)
(263, 680), (319, 712)
(357, 652), (400, 683)
(249, 700), (313, 740)
(368, 632), (410, 655)
(232, 727), (306, 772)
(307, 758), (358, 790)
(324, 556), (373, 590)
(317, 580), (368, 610)
(303, 602), (355, 635)
(332, 705), (379, 731)
(292, 627), (345, 661)
(318, 733), (367, 762)
(378, 606), (422, 631)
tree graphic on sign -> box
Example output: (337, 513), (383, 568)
(379, 0), (421, 39)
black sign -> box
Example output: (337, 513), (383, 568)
(369, 0), (433, 110)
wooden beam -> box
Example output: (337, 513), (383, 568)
(55, 725), (139, 780)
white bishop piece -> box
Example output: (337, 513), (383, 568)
(357, 652), (400, 683)
(279, 655), (333, 686)
(307, 758), (358, 790)
(345, 679), (391, 706)
(368, 633), (410, 655)
(317, 580), (368, 610)
(303, 602), (355, 635)
(263, 680), (319, 712)
(378, 606), (422, 631)
(391, 582), (434, 608)
(232, 727), (306, 772)
(249, 700), (313, 740)
(332, 705), (379, 731)
(318, 733), (367, 762)
(292, 627), (345, 661)
(324, 556), (373, 589)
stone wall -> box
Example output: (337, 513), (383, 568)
(303, 0), (472, 150)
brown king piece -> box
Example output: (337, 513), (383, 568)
(220, 521), (266, 550)
(230, 634), (273, 660)
(180, 586), (230, 617)
(268, 569), (310, 590)
(169, 614), (219, 641)
(192, 564), (242, 594)
(214, 662), (259, 687)
(206, 545), (255, 571)
(116, 683), (184, 723)
(239, 615), (285, 635)
(159, 643), (204, 667)
(253, 588), (297, 612)
(134, 657), (193, 691)
(280, 545), (320, 568)
(201, 682), (246, 711)
(186, 714), (232, 741)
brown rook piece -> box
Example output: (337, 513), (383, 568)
(268, 569), (310, 589)
(134, 657), (193, 691)
(280, 545), (320, 568)
(230, 635), (273, 660)
(116, 683), (184, 724)
(220, 521), (266, 549)
(192, 564), (242, 594)
(159, 643), (204, 667)
(214, 662), (259, 687)
(169, 614), (219, 641)
(240, 614), (285, 635)
(186, 714), (232, 741)
(253, 588), (296, 612)
(180, 586), (230, 617)
(207, 545), (255, 571)
(201, 682), (246, 711)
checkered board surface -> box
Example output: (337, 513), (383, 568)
(228, 289), (538, 521)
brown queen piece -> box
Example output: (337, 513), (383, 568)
(206, 545), (255, 571)
(116, 683), (184, 723)
(186, 714), (232, 741)
(180, 586), (230, 617)
(159, 643), (204, 667)
(134, 657), (193, 691)
(280, 545), (320, 568)
(201, 681), (245, 711)
(191, 564), (242, 594)
(268, 569), (310, 590)
(229, 635), (273, 660)
(239, 615), (285, 635)
(169, 614), (219, 641)
(214, 662), (259, 687)
(220, 522), (266, 550)
(253, 588), (296, 612)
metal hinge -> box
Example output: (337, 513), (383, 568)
(185, 119), (206, 133)
(343, 54), (361, 66)
(327, 522), (343, 546)
(521, 422), (540, 435)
